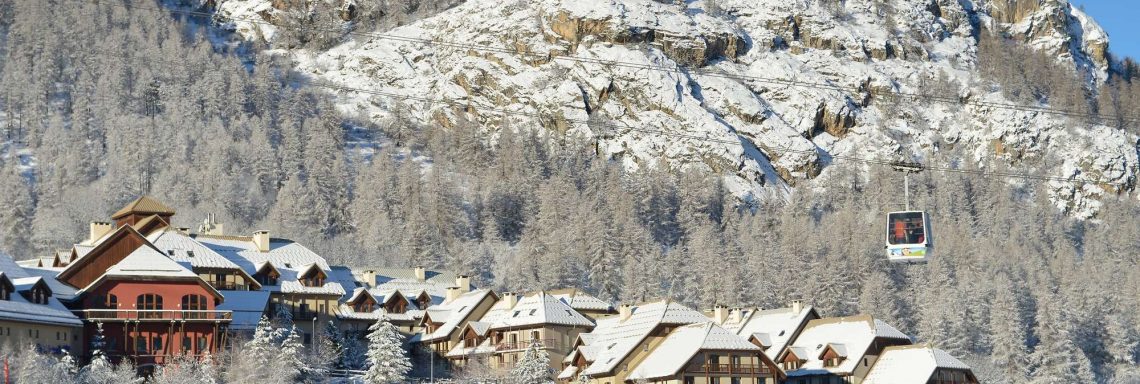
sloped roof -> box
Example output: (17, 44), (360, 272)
(721, 305), (818, 361)
(548, 288), (614, 312)
(217, 290), (271, 331)
(195, 235), (342, 296)
(111, 196), (175, 219)
(628, 322), (761, 380)
(476, 291), (594, 330)
(579, 300), (709, 376)
(103, 246), (198, 279)
(0, 254), (81, 326)
(862, 345), (973, 384)
(149, 230), (244, 270)
(360, 267), (469, 304)
(420, 289), (496, 342)
(782, 315), (913, 377)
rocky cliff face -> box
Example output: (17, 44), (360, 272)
(216, 0), (1137, 215)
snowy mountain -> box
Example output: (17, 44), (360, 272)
(218, 0), (1137, 212)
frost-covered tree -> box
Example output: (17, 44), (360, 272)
(150, 354), (219, 384)
(364, 317), (412, 384)
(80, 324), (141, 384)
(990, 275), (1029, 383)
(511, 340), (553, 384)
(278, 325), (307, 379)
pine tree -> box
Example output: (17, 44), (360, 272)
(1029, 295), (1096, 383)
(364, 317), (412, 384)
(511, 340), (553, 384)
(277, 325), (307, 380)
(990, 275), (1029, 383)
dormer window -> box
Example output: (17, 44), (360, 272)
(298, 266), (327, 287)
(254, 263), (280, 286)
(824, 357), (844, 367)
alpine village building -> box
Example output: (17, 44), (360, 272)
(1, 196), (979, 383)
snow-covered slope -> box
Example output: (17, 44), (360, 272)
(216, 0), (1138, 213)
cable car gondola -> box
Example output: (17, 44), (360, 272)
(884, 161), (931, 263)
(885, 210), (931, 262)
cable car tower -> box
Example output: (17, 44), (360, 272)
(885, 161), (932, 263)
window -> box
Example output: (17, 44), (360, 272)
(152, 336), (163, 352)
(684, 377), (695, 384)
(303, 333), (312, 345)
(824, 357), (843, 367)
(187, 251), (195, 258)
(730, 378), (741, 384)
(887, 211), (926, 245)
(136, 336), (148, 353)
(0, 285), (9, 301)
(182, 294), (208, 319)
(137, 294), (163, 318)
(184, 336), (193, 353)
(530, 330), (540, 340)
(101, 294), (119, 309)
(198, 336), (207, 352)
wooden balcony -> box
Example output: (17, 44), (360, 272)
(494, 338), (560, 352)
(73, 309), (232, 322)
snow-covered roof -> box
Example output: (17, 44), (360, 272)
(329, 266), (362, 301)
(148, 230), (244, 270)
(862, 345), (973, 384)
(782, 315), (912, 377)
(548, 288), (614, 312)
(12, 276), (47, 293)
(217, 290), (271, 331)
(475, 292), (594, 330)
(579, 300), (710, 376)
(627, 322), (761, 381)
(20, 266), (76, 300)
(720, 305), (817, 361)
(358, 267), (469, 305)
(102, 246), (199, 279)
(195, 235), (343, 296)
(420, 289), (495, 342)
(0, 254), (81, 326)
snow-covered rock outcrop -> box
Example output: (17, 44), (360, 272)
(215, 0), (1138, 211)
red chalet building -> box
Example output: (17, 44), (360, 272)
(54, 197), (231, 368)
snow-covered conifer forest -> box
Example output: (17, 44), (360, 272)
(0, 0), (1138, 382)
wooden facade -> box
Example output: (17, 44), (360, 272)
(57, 227), (149, 289)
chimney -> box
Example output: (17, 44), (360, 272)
(455, 275), (471, 292)
(729, 307), (744, 324)
(253, 230), (271, 252)
(361, 270), (377, 288)
(414, 266), (426, 282)
(713, 305), (729, 325)
(198, 214), (224, 236)
(88, 222), (113, 244)
(445, 286), (462, 303)
(502, 292), (519, 308)
(791, 300), (803, 314)
(619, 304), (633, 322)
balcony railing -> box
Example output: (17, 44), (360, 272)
(208, 282), (250, 291)
(693, 363), (772, 375)
(73, 309), (232, 321)
(494, 339), (560, 352)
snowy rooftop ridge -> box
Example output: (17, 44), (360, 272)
(474, 291), (595, 330)
(579, 300), (710, 376)
(627, 322), (762, 381)
(783, 314), (913, 377)
(862, 344), (974, 384)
